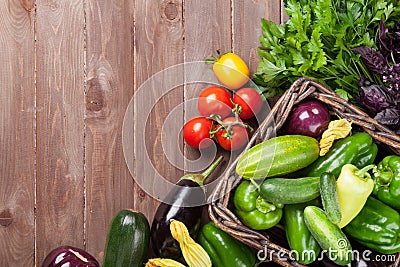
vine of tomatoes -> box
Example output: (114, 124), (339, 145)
(183, 52), (264, 151)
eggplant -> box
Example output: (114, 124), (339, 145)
(42, 245), (99, 267)
(151, 156), (223, 259)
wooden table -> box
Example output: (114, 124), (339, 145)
(0, 0), (285, 265)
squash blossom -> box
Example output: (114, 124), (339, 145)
(170, 219), (212, 267)
(319, 119), (352, 156)
(337, 164), (375, 228)
(145, 258), (186, 267)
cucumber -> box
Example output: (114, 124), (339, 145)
(236, 135), (319, 180)
(304, 206), (352, 266)
(259, 176), (320, 204)
(320, 172), (341, 224)
(103, 209), (150, 267)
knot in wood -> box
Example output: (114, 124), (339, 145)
(86, 79), (105, 112)
(22, 0), (34, 12)
(161, 0), (180, 22)
(138, 189), (146, 199)
(0, 209), (13, 227)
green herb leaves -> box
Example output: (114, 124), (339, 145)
(255, 0), (399, 99)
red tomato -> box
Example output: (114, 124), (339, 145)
(215, 117), (248, 151)
(198, 86), (233, 118)
(183, 117), (214, 149)
(232, 88), (263, 119)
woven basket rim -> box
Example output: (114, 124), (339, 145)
(208, 77), (400, 267)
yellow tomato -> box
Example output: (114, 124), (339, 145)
(212, 52), (250, 90)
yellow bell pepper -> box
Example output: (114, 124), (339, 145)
(337, 164), (375, 228)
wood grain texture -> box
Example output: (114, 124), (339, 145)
(0, 1), (287, 265)
(281, 0), (288, 22)
(133, 0), (184, 222)
(184, 0), (232, 63)
(84, 0), (135, 262)
(183, 0), (232, 179)
(35, 0), (85, 264)
(0, 0), (35, 266)
(180, 2), (233, 230)
(183, 0), (232, 112)
(233, 0), (281, 73)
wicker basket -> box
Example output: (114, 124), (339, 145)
(208, 77), (400, 267)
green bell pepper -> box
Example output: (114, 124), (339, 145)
(233, 180), (283, 230)
(344, 196), (400, 254)
(284, 201), (321, 264)
(197, 222), (256, 267)
(372, 155), (400, 210)
(304, 132), (378, 178)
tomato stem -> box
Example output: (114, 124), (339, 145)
(232, 102), (243, 117)
(205, 49), (232, 64)
(207, 114), (252, 139)
(204, 50), (221, 64)
(204, 57), (216, 64)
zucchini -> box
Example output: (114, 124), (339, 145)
(259, 176), (320, 204)
(103, 209), (150, 267)
(304, 206), (352, 266)
(319, 172), (341, 224)
(236, 135), (319, 180)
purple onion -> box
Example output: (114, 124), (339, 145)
(286, 100), (330, 138)
(42, 245), (99, 267)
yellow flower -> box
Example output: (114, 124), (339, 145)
(145, 258), (186, 267)
(170, 219), (212, 267)
(320, 119), (352, 156)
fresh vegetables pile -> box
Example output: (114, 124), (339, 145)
(40, 49), (400, 267)
(232, 97), (400, 265)
(254, 0), (400, 131)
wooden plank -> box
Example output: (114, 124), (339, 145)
(35, 0), (85, 264)
(233, 0), (282, 74)
(0, 0), (35, 266)
(184, 0), (232, 63)
(183, 0), (232, 193)
(84, 0), (135, 262)
(183, 0), (232, 111)
(281, 0), (288, 22)
(133, 0), (184, 223)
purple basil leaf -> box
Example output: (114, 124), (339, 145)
(392, 22), (400, 64)
(352, 46), (388, 75)
(374, 107), (400, 129)
(356, 76), (394, 114)
(384, 63), (400, 92)
(379, 19), (391, 59)
(394, 63), (400, 74)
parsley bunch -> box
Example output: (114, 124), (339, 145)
(254, 0), (400, 100)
